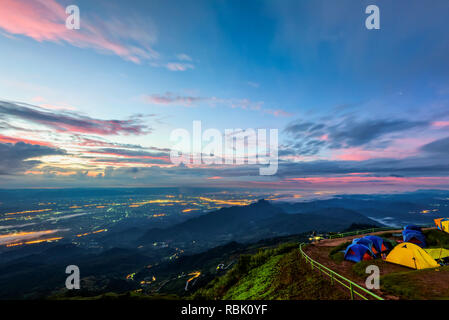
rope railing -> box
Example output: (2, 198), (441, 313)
(299, 243), (384, 300)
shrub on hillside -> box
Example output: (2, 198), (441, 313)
(424, 229), (449, 248)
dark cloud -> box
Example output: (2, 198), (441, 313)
(90, 157), (169, 165)
(279, 140), (326, 157)
(283, 116), (429, 156)
(5, 151), (449, 188)
(327, 118), (428, 147)
(273, 155), (449, 178)
(71, 135), (145, 148)
(86, 148), (170, 159)
(0, 100), (152, 136)
(0, 142), (66, 175)
(420, 136), (449, 154)
(284, 121), (317, 135)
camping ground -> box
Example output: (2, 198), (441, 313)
(303, 228), (449, 300)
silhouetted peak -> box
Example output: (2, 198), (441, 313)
(255, 199), (270, 205)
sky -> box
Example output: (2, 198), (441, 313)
(1, 0), (449, 194)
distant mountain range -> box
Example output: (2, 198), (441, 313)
(139, 199), (380, 246)
(10, 191), (446, 299)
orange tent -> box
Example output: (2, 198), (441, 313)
(435, 218), (445, 230)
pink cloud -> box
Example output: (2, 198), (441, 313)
(0, 100), (152, 136)
(263, 109), (294, 117)
(332, 137), (433, 161)
(143, 92), (291, 117)
(143, 92), (204, 106)
(0, 0), (157, 63)
(285, 176), (449, 186)
(0, 134), (54, 147)
(86, 150), (169, 162)
(166, 62), (194, 71)
(432, 121), (449, 127)
(176, 53), (192, 61)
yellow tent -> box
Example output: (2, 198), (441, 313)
(386, 243), (439, 269)
(441, 220), (449, 234)
(425, 248), (449, 260)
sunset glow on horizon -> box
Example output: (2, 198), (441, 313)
(0, 0), (449, 194)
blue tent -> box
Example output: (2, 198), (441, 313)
(402, 230), (426, 248)
(344, 243), (374, 263)
(364, 235), (392, 254)
(404, 225), (422, 232)
(352, 238), (377, 256)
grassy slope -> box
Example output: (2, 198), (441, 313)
(193, 243), (348, 300)
(224, 255), (282, 299)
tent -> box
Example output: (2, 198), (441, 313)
(424, 248), (449, 260)
(386, 243), (439, 269)
(344, 244), (374, 263)
(404, 225), (422, 232)
(402, 230), (426, 248)
(441, 220), (449, 234)
(352, 238), (378, 256)
(434, 218), (445, 230)
(434, 218), (449, 230)
(364, 235), (393, 254)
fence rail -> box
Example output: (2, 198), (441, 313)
(299, 243), (384, 300)
(327, 224), (436, 239)
(327, 227), (395, 239)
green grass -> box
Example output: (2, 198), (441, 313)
(192, 242), (298, 300)
(352, 260), (384, 278)
(268, 250), (348, 300)
(223, 250), (349, 300)
(329, 241), (350, 254)
(380, 265), (449, 300)
(329, 241), (351, 263)
(329, 241), (352, 256)
(376, 232), (396, 238)
(330, 252), (345, 263)
(381, 271), (421, 299)
(223, 255), (281, 299)
(193, 243), (348, 300)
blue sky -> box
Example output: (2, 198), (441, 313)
(1, 0), (449, 194)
